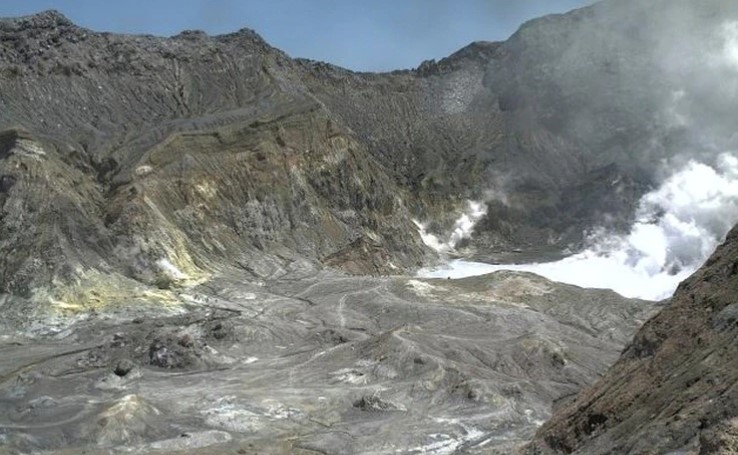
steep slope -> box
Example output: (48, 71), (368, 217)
(0, 3), (733, 454)
(0, 11), (429, 316)
(302, 0), (738, 254)
(298, 44), (604, 253)
(525, 224), (738, 454)
(3, 1), (736, 305)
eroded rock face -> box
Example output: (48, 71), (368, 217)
(524, 225), (738, 455)
(0, 11), (432, 308)
(0, 3), (736, 454)
(3, 1), (733, 304)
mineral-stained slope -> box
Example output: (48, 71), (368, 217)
(4, 2), (731, 308)
(0, 11), (432, 320)
(3, 1), (736, 306)
(525, 225), (738, 454)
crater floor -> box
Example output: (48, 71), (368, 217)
(0, 269), (655, 454)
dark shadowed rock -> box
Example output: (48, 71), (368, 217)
(353, 394), (407, 412)
(113, 359), (135, 377)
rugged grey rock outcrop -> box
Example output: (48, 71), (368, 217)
(0, 1), (736, 453)
(524, 225), (738, 455)
(1, 2), (720, 304)
(0, 10), (435, 304)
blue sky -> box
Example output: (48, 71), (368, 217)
(0, 1), (596, 71)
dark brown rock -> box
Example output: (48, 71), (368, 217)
(525, 226), (738, 454)
(113, 359), (135, 377)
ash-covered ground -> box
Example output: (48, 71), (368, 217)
(0, 268), (654, 454)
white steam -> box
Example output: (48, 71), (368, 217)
(419, 154), (738, 301)
(413, 201), (487, 253)
(156, 258), (187, 280)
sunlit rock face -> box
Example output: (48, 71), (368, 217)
(3, 1), (738, 301)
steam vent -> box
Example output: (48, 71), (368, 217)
(2, 1), (738, 453)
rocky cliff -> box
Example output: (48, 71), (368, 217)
(1, 1), (736, 454)
(2, 2), (723, 312)
(0, 11), (432, 312)
(524, 223), (738, 454)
